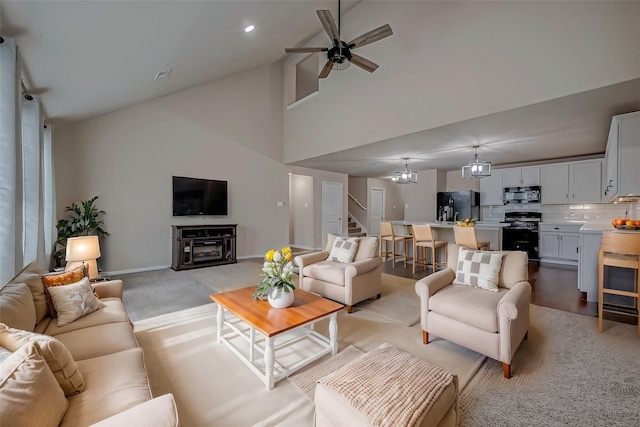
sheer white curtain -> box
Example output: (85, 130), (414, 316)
(0, 37), (56, 285)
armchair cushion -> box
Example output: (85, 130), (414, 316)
(453, 248), (503, 292)
(327, 237), (360, 263)
(429, 285), (509, 333)
(302, 261), (350, 286)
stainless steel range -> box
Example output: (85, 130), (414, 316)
(501, 211), (542, 261)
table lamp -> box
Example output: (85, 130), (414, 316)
(65, 236), (101, 279)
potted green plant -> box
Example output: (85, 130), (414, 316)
(253, 247), (296, 308)
(52, 196), (110, 268)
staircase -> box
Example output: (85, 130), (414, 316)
(348, 216), (367, 237)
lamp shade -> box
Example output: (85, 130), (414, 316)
(462, 146), (492, 179)
(392, 158), (418, 184)
(65, 236), (101, 262)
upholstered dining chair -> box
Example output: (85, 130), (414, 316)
(380, 222), (412, 268)
(453, 225), (490, 251)
(411, 224), (447, 274)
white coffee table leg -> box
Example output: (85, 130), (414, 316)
(264, 337), (275, 390)
(216, 304), (225, 343)
(329, 312), (338, 355)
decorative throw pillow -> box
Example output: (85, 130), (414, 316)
(47, 277), (106, 327)
(0, 342), (68, 427)
(327, 237), (360, 263)
(453, 247), (504, 292)
(0, 323), (85, 396)
(40, 265), (88, 318)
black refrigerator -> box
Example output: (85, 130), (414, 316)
(436, 191), (480, 221)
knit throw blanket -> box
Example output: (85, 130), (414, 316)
(317, 345), (455, 427)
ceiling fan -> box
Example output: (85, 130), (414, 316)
(284, 0), (393, 79)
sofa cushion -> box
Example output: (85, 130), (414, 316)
(0, 342), (68, 427)
(303, 261), (350, 286)
(53, 322), (140, 361)
(328, 237), (360, 263)
(89, 394), (179, 427)
(10, 262), (49, 323)
(48, 277), (106, 327)
(42, 298), (130, 336)
(429, 284), (509, 333)
(0, 323), (85, 396)
(354, 236), (378, 261)
(453, 248), (504, 292)
(0, 282), (36, 331)
(41, 265), (88, 317)
(62, 348), (152, 427)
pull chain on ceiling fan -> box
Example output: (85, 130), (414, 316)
(285, 0), (393, 79)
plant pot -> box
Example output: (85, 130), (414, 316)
(268, 288), (294, 309)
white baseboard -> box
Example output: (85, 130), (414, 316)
(103, 265), (171, 276)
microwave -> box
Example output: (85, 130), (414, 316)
(503, 186), (541, 204)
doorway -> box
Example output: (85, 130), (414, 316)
(322, 182), (342, 244)
(289, 174), (314, 250)
(370, 188), (384, 237)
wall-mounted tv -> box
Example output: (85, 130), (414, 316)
(172, 176), (228, 216)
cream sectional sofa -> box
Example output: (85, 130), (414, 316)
(0, 263), (179, 426)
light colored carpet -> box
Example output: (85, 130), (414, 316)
(134, 303), (486, 427)
(460, 305), (640, 426)
(356, 273), (420, 326)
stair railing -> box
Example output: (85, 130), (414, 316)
(348, 193), (367, 211)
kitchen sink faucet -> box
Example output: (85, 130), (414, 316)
(454, 212), (459, 222)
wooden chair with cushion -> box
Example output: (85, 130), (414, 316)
(412, 224), (447, 274)
(453, 225), (490, 251)
(379, 222), (412, 268)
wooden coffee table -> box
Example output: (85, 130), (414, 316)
(210, 287), (344, 390)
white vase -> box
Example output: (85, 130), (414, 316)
(268, 287), (294, 309)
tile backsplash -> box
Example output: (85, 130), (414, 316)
(482, 202), (640, 223)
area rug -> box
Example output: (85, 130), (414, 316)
(288, 345), (365, 402)
(459, 305), (640, 426)
(134, 303), (485, 426)
(356, 273), (420, 326)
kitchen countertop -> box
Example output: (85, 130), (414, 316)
(390, 220), (508, 229)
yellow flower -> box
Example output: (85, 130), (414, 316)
(285, 252), (292, 261)
(282, 247), (292, 254)
(265, 249), (276, 262)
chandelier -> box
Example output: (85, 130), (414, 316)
(392, 158), (418, 184)
(462, 146), (491, 179)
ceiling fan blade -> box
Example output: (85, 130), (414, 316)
(285, 47), (328, 54)
(350, 54), (379, 73)
(317, 10), (340, 42)
(319, 60), (334, 79)
(348, 24), (393, 49)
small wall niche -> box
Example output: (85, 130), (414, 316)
(294, 54), (319, 103)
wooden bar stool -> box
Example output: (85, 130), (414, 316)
(380, 222), (412, 268)
(598, 231), (640, 337)
(453, 225), (490, 251)
(411, 224), (447, 274)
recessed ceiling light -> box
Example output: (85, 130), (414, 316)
(154, 69), (172, 81)
(244, 25), (255, 33)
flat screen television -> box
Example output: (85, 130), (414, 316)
(172, 176), (228, 216)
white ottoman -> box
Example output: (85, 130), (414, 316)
(314, 344), (458, 427)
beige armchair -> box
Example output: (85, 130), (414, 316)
(415, 244), (531, 378)
(295, 234), (382, 313)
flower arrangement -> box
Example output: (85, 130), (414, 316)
(253, 247), (296, 299)
(456, 218), (477, 227)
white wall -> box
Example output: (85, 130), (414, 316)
(403, 170), (446, 222)
(446, 170), (480, 192)
(54, 64), (288, 273)
(284, 1), (640, 163)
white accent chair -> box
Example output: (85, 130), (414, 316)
(295, 234), (382, 313)
(415, 244), (531, 378)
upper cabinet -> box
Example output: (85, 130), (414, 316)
(603, 111), (640, 201)
(541, 160), (602, 204)
(502, 167), (540, 187)
(480, 170), (503, 205)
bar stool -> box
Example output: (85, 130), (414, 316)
(411, 224), (447, 274)
(453, 225), (490, 251)
(598, 231), (640, 337)
(380, 222), (412, 268)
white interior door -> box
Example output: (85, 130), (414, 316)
(322, 182), (342, 241)
(370, 188), (384, 236)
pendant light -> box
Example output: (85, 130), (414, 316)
(392, 158), (418, 184)
(462, 146), (491, 179)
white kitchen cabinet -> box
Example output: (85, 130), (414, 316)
(541, 161), (601, 204)
(539, 224), (581, 264)
(503, 167), (540, 187)
(603, 111), (640, 201)
(578, 229), (602, 302)
(480, 170), (503, 205)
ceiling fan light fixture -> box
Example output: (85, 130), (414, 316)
(393, 158), (418, 184)
(462, 146), (491, 179)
